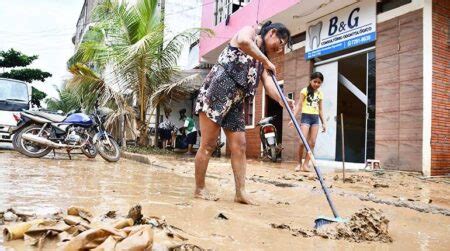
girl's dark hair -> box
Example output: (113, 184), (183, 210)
(258, 21), (292, 55)
(307, 72), (324, 100)
(310, 72), (324, 82)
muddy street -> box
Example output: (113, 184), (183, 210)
(0, 148), (449, 250)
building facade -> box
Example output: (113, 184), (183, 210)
(199, 0), (449, 176)
(72, 0), (100, 48)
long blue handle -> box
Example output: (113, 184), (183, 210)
(270, 74), (339, 218)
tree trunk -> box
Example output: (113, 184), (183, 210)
(119, 114), (126, 147)
(137, 68), (149, 146)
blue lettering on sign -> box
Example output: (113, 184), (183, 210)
(305, 32), (376, 59)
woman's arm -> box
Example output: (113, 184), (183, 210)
(261, 70), (294, 109)
(230, 26), (276, 74)
(318, 99), (326, 132)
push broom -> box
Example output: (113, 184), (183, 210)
(270, 73), (347, 228)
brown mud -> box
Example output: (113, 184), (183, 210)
(271, 207), (392, 243)
(0, 150), (449, 250)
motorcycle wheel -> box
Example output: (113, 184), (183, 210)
(269, 145), (277, 162)
(12, 131), (22, 153)
(81, 139), (97, 158)
(96, 137), (120, 162)
(17, 124), (52, 158)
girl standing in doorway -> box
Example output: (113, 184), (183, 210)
(289, 72), (326, 172)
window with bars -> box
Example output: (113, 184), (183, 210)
(214, 0), (251, 26)
(376, 0), (412, 14)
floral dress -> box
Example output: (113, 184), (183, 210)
(195, 45), (263, 132)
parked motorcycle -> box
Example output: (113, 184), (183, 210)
(257, 116), (280, 162)
(16, 101), (120, 162)
(10, 112), (31, 152)
(11, 109), (62, 153)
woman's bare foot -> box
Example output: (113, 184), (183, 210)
(194, 188), (219, 201)
(300, 165), (311, 172)
(294, 164), (302, 172)
(235, 191), (258, 205)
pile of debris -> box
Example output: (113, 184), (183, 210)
(1, 205), (205, 250)
(271, 207), (393, 243)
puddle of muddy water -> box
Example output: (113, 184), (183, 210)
(0, 152), (194, 215)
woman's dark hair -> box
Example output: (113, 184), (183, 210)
(307, 72), (324, 101)
(258, 21), (292, 55)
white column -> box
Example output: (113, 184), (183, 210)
(422, 0), (432, 176)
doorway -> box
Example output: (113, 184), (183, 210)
(314, 50), (376, 163)
(335, 54), (367, 163)
(266, 96), (283, 146)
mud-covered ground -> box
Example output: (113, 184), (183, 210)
(0, 149), (449, 250)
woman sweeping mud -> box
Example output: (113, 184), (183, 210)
(194, 21), (293, 205)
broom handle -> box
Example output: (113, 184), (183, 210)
(270, 73), (339, 218)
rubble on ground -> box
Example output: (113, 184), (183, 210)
(1, 205), (206, 250)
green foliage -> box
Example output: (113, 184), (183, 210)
(0, 48), (52, 107)
(0, 68), (52, 83)
(0, 48), (37, 68)
(68, 0), (208, 145)
(31, 87), (47, 107)
(45, 85), (82, 113)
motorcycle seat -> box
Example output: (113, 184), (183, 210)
(24, 111), (67, 123)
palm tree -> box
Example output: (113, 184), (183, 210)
(69, 0), (206, 146)
(45, 85), (82, 114)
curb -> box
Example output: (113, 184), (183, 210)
(121, 151), (157, 165)
(121, 151), (174, 170)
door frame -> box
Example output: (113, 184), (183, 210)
(314, 46), (375, 162)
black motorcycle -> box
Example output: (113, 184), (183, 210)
(257, 116), (281, 162)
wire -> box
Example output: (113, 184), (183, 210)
(165, 0), (215, 17)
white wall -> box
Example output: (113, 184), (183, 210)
(164, 0), (202, 70)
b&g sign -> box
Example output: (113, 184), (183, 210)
(305, 0), (376, 59)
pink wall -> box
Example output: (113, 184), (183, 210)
(200, 0), (299, 58)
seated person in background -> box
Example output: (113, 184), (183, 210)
(159, 108), (176, 149)
(179, 108), (197, 155)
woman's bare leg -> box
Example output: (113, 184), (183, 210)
(171, 132), (176, 148)
(295, 125), (310, 172)
(224, 129), (256, 205)
(302, 125), (319, 170)
(194, 112), (221, 200)
(296, 140), (304, 171)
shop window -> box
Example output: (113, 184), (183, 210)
(244, 96), (254, 127)
(291, 32), (306, 44)
(287, 92), (294, 100)
(189, 39), (199, 52)
(376, 0), (412, 14)
(214, 0), (251, 25)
